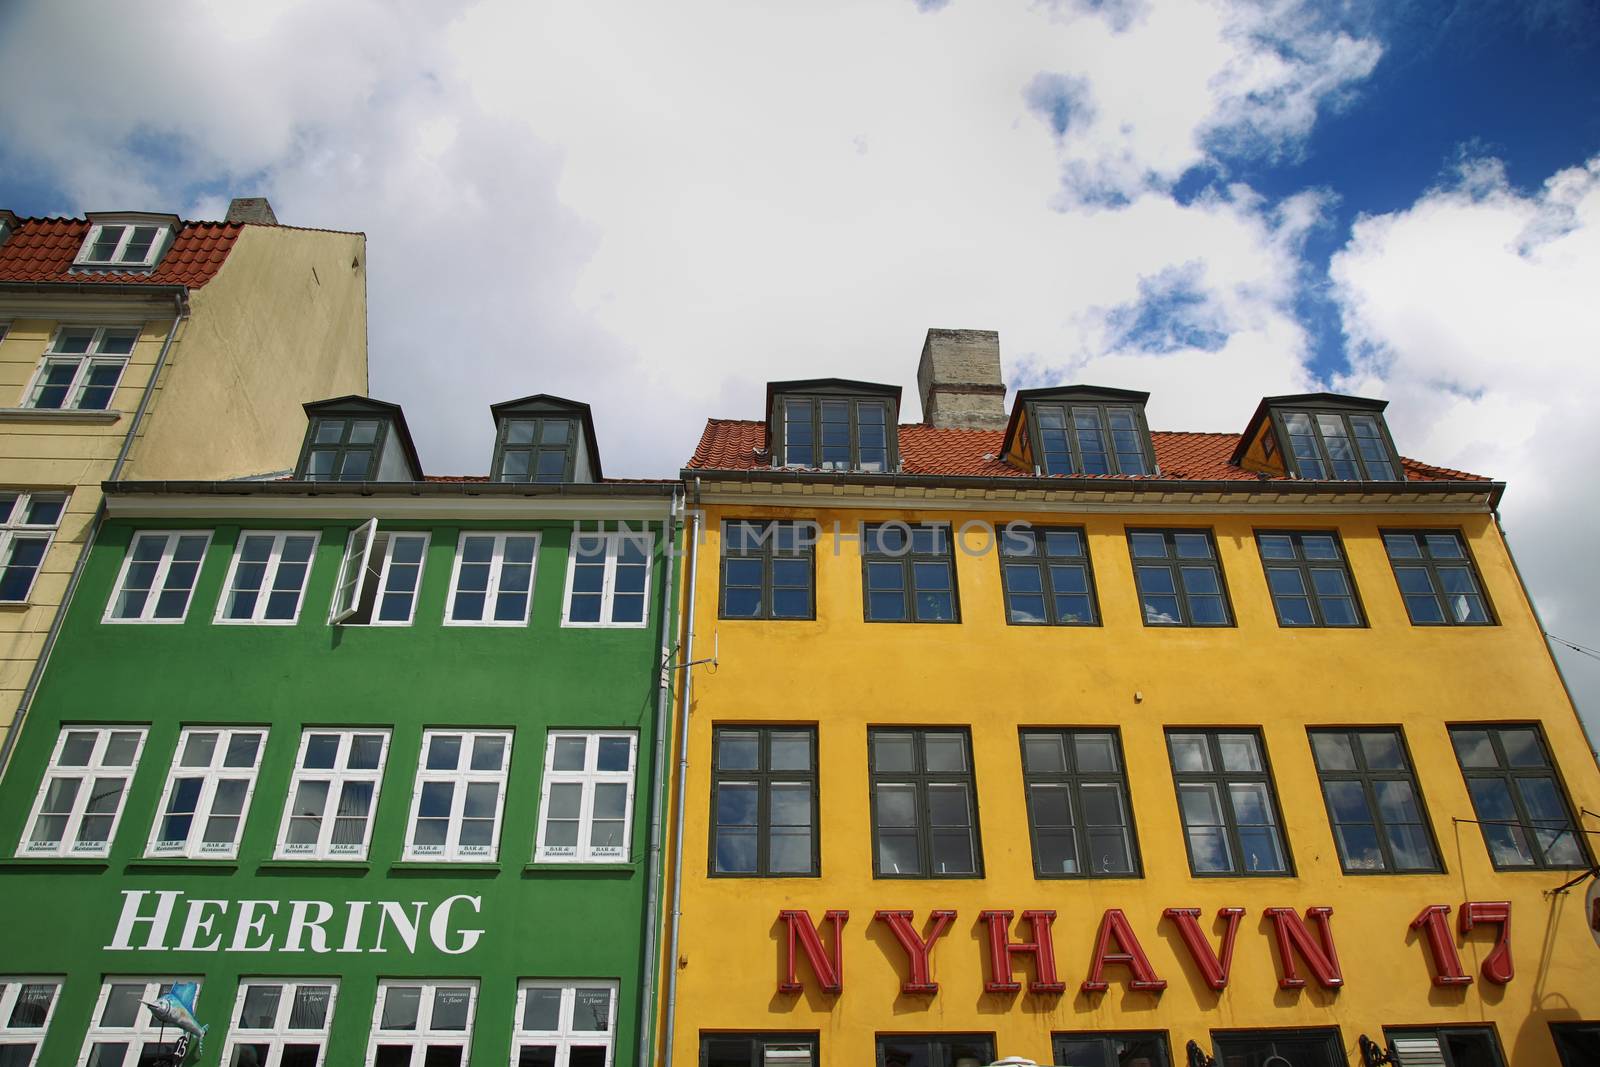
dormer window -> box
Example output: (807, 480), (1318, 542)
(74, 214), (178, 271)
(489, 395), (602, 484)
(766, 380), (901, 472)
(1236, 395), (1404, 482)
(1005, 387), (1157, 477)
(296, 397), (422, 482)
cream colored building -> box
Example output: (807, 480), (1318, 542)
(0, 198), (367, 760)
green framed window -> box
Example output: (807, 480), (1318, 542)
(700, 1032), (819, 1067)
(1256, 531), (1362, 627)
(874, 1034), (995, 1067)
(1210, 1029), (1343, 1067)
(1279, 409), (1398, 480)
(1167, 729), (1290, 876)
(1384, 1027), (1507, 1067)
(1552, 1023), (1600, 1067)
(861, 523), (958, 623)
(298, 415), (388, 481)
(720, 521), (815, 620)
(1053, 1032), (1170, 1067)
(869, 728), (981, 878)
(1309, 728), (1440, 873)
(778, 396), (892, 471)
(711, 726), (818, 877)
(1020, 729), (1138, 877)
(493, 416), (578, 483)
(1449, 724), (1587, 870)
(1382, 530), (1493, 625)
(1128, 529), (1231, 627)
(998, 526), (1097, 625)
(1029, 401), (1152, 476)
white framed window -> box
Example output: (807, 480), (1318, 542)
(104, 530), (212, 623)
(330, 522), (429, 626)
(145, 727), (267, 859)
(75, 221), (171, 269)
(275, 729), (390, 860)
(0, 491), (67, 603)
(78, 977), (200, 1067)
(223, 978), (338, 1067)
(513, 980), (618, 1067)
(18, 726), (146, 858)
(23, 326), (137, 411)
(562, 531), (653, 628)
(366, 979), (477, 1067)
(216, 531), (320, 625)
(444, 532), (539, 626)
(404, 729), (512, 862)
(535, 732), (637, 863)
(0, 977), (62, 1067)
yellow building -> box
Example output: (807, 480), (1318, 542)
(0, 198), (367, 760)
(660, 329), (1600, 1067)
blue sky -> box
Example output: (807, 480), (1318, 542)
(1, 0), (1598, 732)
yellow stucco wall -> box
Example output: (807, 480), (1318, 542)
(664, 502), (1600, 1067)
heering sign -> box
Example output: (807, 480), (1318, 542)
(777, 902), (1516, 997)
(104, 890), (484, 954)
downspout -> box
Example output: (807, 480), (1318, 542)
(0, 292), (186, 783)
(637, 488), (683, 1067)
(661, 479), (703, 1067)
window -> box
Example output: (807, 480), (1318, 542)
(1210, 1029), (1343, 1067)
(299, 416), (388, 481)
(223, 979), (338, 1067)
(701, 1033), (819, 1067)
(1020, 730), (1138, 877)
(1052, 1032), (1170, 1067)
(711, 726), (818, 877)
(777, 396), (892, 471)
(563, 531), (653, 627)
(76, 222), (169, 268)
(1167, 730), (1289, 876)
(494, 417), (578, 482)
(1029, 402), (1151, 475)
(1279, 409), (1397, 480)
(1383, 531), (1493, 626)
(535, 732), (638, 863)
(512, 981), (618, 1067)
(80, 978), (200, 1067)
(24, 327), (135, 410)
(216, 532), (319, 624)
(862, 524), (958, 623)
(0, 492), (67, 603)
(146, 727), (266, 859)
(869, 729), (981, 878)
(274, 729), (390, 860)
(1128, 529), (1231, 626)
(329, 522), (429, 626)
(105, 531), (211, 623)
(1309, 728), (1439, 873)
(367, 980), (476, 1067)
(998, 525), (1097, 625)
(1552, 1023), (1600, 1067)
(1449, 724), (1586, 869)
(0, 978), (60, 1067)
(1384, 1027), (1507, 1067)
(720, 521), (814, 620)
(1256, 532), (1362, 627)
(403, 729), (512, 861)
(445, 532), (539, 626)
(874, 1034), (995, 1067)
(18, 726), (145, 858)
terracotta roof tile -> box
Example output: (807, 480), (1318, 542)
(0, 217), (245, 288)
(685, 420), (1489, 483)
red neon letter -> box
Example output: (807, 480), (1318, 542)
(1264, 907), (1344, 990)
(1163, 907), (1243, 991)
(873, 910), (956, 994)
(778, 909), (847, 994)
(979, 910), (1065, 993)
(1082, 908), (1167, 993)
(1459, 901), (1513, 985)
(1410, 905), (1471, 986)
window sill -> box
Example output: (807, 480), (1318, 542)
(0, 857), (111, 870)
(523, 861), (637, 875)
(389, 861), (502, 875)
(0, 407), (122, 424)
(126, 858), (240, 871)
(256, 859), (372, 873)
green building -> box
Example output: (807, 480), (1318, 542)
(0, 395), (679, 1067)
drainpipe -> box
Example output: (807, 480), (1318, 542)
(637, 488), (683, 1067)
(661, 481), (704, 1067)
(0, 292), (187, 783)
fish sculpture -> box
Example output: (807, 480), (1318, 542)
(144, 981), (207, 1054)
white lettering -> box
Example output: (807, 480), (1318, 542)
(339, 901), (371, 954)
(229, 900), (279, 952)
(284, 899), (335, 953)
(107, 890), (179, 951)
(430, 894), (484, 955)
(176, 899), (229, 951)
(373, 901), (427, 954)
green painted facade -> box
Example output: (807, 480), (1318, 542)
(0, 493), (677, 1066)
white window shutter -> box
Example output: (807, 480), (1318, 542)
(1392, 1036), (1446, 1067)
(330, 518), (378, 623)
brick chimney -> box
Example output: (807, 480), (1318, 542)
(916, 328), (1008, 429)
(225, 197), (278, 225)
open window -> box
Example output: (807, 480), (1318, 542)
(329, 521), (429, 626)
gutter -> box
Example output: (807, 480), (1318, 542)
(0, 291), (187, 783)
(0, 280), (188, 301)
(102, 479), (678, 498)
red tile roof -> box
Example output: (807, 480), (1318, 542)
(686, 419), (1488, 483)
(0, 217), (244, 288)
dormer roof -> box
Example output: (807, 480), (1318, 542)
(489, 393), (605, 481)
(1230, 392), (1388, 466)
(302, 395), (424, 481)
